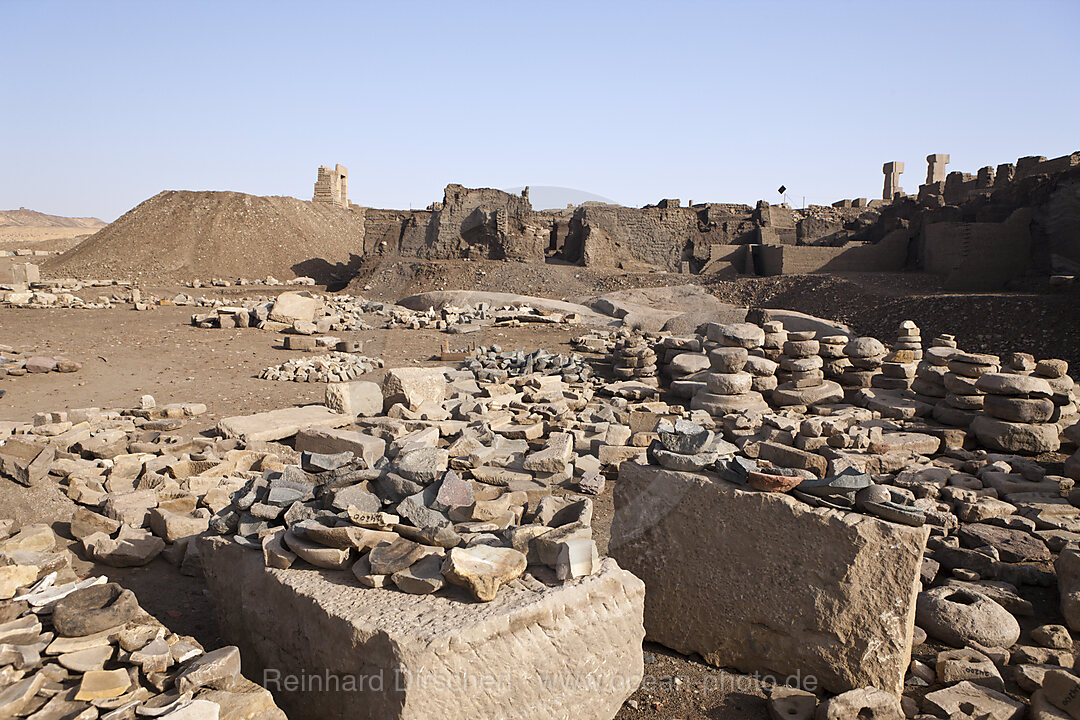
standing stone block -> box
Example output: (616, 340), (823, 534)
(325, 381), (382, 417)
(610, 463), (928, 695)
(382, 367), (451, 411)
(199, 538), (645, 720)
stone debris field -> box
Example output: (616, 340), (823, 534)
(1, 150), (1080, 720)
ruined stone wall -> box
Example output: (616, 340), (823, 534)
(756, 229), (910, 275)
(568, 205), (700, 271)
(920, 208), (1032, 290)
(422, 185), (546, 261)
(313, 165), (349, 208)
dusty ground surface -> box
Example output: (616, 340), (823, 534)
(2, 271), (1078, 719)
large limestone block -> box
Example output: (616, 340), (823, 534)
(325, 381), (382, 417)
(382, 367), (452, 411)
(268, 292), (320, 323)
(199, 538), (644, 720)
(217, 405), (352, 443)
(295, 428), (386, 468)
(610, 463), (928, 695)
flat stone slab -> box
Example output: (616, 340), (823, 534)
(610, 462), (928, 695)
(199, 538), (644, 720)
(216, 405), (352, 443)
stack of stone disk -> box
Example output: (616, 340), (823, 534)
(771, 331), (844, 407)
(1035, 359), (1078, 423)
(819, 334), (850, 381)
(971, 372), (1060, 454)
(663, 338), (709, 400)
(935, 352), (1000, 427)
(840, 337), (887, 398)
(612, 333), (658, 385)
(760, 321), (787, 361)
(911, 346), (956, 407)
(873, 321), (922, 391)
(691, 332), (769, 417)
(744, 354), (779, 396)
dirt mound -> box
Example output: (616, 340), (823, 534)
(0, 208), (105, 228)
(45, 191), (366, 283)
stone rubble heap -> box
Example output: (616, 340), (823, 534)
(0, 523), (286, 720)
(258, 352), (382, 383)
(0, 345), (82, 380)
(465, 346), (592, 383)
(185, 275), (315, 288)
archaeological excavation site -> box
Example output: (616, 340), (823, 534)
(2, 146), (1079, 720)
(3, 3), (1080, 719)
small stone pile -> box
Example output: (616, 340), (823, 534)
(840, 336), (887, 395)
(645, 418), (737, 472)
(938, 352), (1001, 428)
(0, 345), (82, 379)
(819, 333), (850, 381)
(0, 289), (115, 309)
(611, 333), (658, 384)
(185, 275), (315, 287)
(691, 324), (770, 417)
(465, 346), (591, 383)
(660, 337), (709, 399)
(971, 371), (1061, 454)
(259, 352), (383, 383)
(222, 448), (600, 602)
(0, 525), (287, 720)
(772, 331), (844, 407)
(872, 321), (922, 391)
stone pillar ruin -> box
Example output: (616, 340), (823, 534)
(882, 161), (905, 201)
(925, 154), (950, 184)
(313, 164), (349, 208)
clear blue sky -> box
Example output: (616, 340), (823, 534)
(3, 0), (1078, 220)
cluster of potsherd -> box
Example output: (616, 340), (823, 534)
(0, 522), (285, 719)
(4, 307), (1080, 718)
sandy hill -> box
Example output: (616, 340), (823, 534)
(0, 208), (105, 228)
(45, 191), (367, 283)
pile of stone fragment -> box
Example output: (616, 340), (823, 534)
(259, 352), (383, 383)
(643, 318), (1080, 719)
(465, 345), (593, 384)
(386, 302), (580, 333)
(190, 291), (375, 333)
(0, 289), (118, 309)
(0, 522), (286, 719)
(184, 275), (315, 288)
(0, 345), (82, 380)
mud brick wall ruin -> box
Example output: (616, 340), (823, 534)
(313, 164), (349, 208)
(292, 156), (1080, 287)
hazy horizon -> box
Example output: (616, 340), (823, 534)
(2, 0), (1078, 222)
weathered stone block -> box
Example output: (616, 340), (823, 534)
(217, 405), (351, 443)
(610, 462), (928, 695)
(382, 367), (451, 411)
(325, 381), (382, 417)
(199, 538), (645, 720)
(295, 428), (386, 468)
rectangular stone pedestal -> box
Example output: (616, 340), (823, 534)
(610, 463), (928, 695)
(199, 538), (645, 720)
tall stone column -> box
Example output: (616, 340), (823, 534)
(925, 154), (950, 184)
(883, 161), (905, 201)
